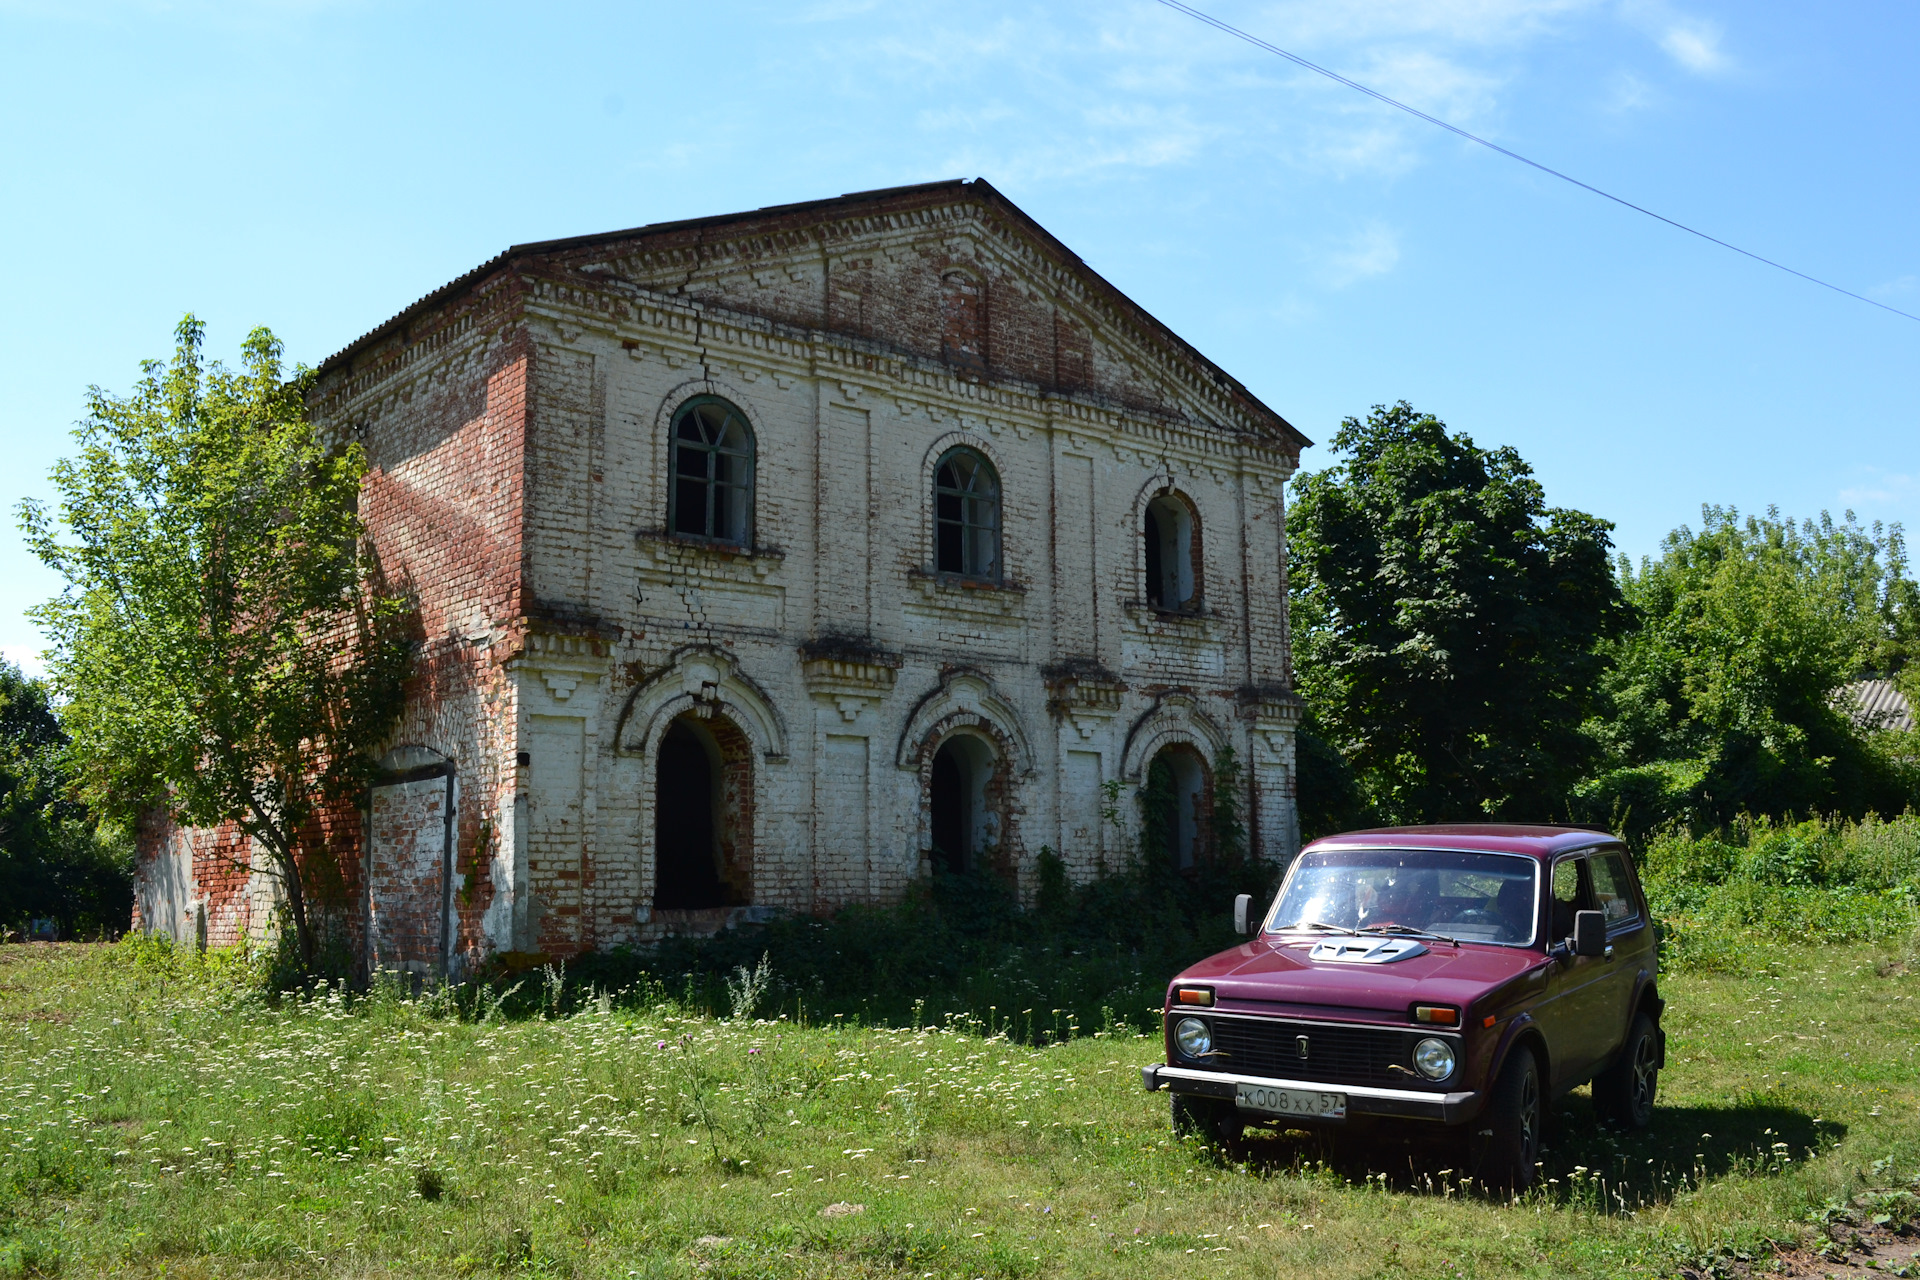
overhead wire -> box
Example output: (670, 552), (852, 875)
(1153, 0), (1920, 325)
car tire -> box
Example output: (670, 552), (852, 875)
(1592, 1011), (1660, 1129)
(1170, 1094), (1244, 1149)
(1469, 1045), (1542, 1193)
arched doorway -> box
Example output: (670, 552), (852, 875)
(929, 732), (996, 875)
(653, 715), (751, 910)
(1146, 743), (1210, 871)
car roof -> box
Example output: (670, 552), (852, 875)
(1301, 824), (1622, 861)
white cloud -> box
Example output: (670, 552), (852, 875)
(1658, 18), (1730, 74)
(1246, 0), (1598, 48)
(1838, 468), (1916, 509)
(1603, 70), (1658, 113)
(1325, 223), (1402, 286)
(1353, 48), (1500, 121)
(1869, 275), (1917, 299)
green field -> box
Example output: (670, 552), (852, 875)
(3, 928), (1919, 1280)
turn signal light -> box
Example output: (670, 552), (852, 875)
(1413, 1005), (1458, 1025)
(1176, 987), (1215, 1007)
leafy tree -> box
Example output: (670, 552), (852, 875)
(18, 317), (411, 971)
(1290, 402), (1627, 823)
(1580, 506), (1920, 832)
(0, 658), (132, 936)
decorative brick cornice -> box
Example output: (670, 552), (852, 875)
(800, 640), (903, 723)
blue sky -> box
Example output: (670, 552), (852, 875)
(3, 0), (1915, 675)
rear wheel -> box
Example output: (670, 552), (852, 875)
(1592, 1012), (1660, 1129)
(1170, 1094), (1244, 1149)
(1469, 1046), (1542, 1193)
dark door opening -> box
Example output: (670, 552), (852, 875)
(930, 740), (969, 875)
(655, 719), (728, 909)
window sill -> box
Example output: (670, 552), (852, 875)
(908, 567), (1028, 595)
(635, 529), (786, 563)
(1124, 599), (1213, 624)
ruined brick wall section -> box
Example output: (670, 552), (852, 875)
(307, 288), (534, 974)
(132, 814), (276, 949)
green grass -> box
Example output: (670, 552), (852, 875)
(3, 925), (1919, 1279)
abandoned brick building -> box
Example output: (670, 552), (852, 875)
(133, 179), (1309, 976)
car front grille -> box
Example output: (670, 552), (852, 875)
(1200, 1016), (1438, 1089)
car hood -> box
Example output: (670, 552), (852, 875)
(1173, 936), (1546, 1014)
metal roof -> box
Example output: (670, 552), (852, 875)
(1841, 678), (1916, 733)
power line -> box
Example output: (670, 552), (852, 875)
(1154, 0), (1920, 325)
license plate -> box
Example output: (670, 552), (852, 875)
(1235, 1082), (1347, 1119)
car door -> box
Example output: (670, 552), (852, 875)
(1585, 848), (1651, 1060)
(1538, 854), (1613, 1088)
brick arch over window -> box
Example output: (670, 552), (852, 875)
(614, 646), (789, 764)
(896, 671), (1034, 880)
(613, 648), (789, 915)
(1120, 693), (1230, 785)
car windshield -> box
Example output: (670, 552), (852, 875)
(1268, 848), (1538, 946)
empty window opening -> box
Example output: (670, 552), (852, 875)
(929, 733), (996, 875)
(1144, 493), (1198, 611)
(934, 448), (1001, 581)
(940, 271), (984, 367)
(669, 397), (755, 544)
(653, 716), (751, 910)
(1145, 743), (1210, 871)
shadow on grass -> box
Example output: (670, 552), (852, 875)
(1225, 1094), (1843, 1206)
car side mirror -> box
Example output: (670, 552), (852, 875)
(1233, 894), (1253, 936)
(1571, 910), (1607, 957)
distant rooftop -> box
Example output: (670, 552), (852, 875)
(1840, 678), (1916, 733)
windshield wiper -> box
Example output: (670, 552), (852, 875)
(1358, 923), (1459, 948)
(1275, 920), (1362, 936)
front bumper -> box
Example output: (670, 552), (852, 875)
(1143, 1062), (1482, 1125)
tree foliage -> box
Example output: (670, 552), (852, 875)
(1579, 506), (1920, 834)
(18, 317), (411, 969)
(0, 659), (131, 936)
(1289, 402), (1627, 824)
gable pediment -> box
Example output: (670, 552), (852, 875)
(318, 180), (1306, 453)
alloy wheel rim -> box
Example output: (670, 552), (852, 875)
(1519, 1066), (1539, 1157)
(1631, 1033), (1657, 1112)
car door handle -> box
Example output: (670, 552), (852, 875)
(1603, 944), (1615, 960)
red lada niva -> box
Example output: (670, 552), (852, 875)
(1143, 825), (1666, 1189)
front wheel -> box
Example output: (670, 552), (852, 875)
(1171, 1094), (1244, 1150)
(1592, 1012), (1660, 1129)
(1469, 1046), (1542, 1192)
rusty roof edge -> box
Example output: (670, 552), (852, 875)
(311, 178), (1312, 451)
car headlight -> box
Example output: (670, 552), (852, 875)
(1413, 1037), (1457, 1081)
(1174, 1017), (1212, 1058)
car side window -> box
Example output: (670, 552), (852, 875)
(1549, 856), (1592, 941)
(1588, 852), (1641, 926)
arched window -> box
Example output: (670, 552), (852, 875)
(933, 447), (1001, 581)
(1144, 492), (1199, 612)
(669, 397), (754, 544)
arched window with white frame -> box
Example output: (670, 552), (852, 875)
(668, 396), (755, 545)
(933, 447), (1001, 581)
